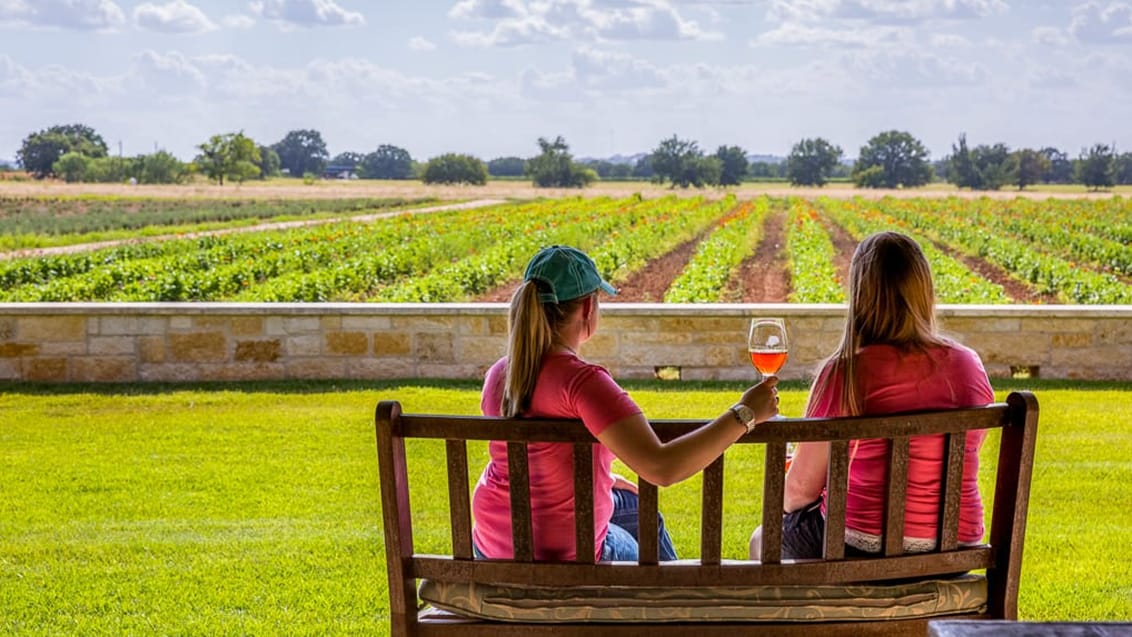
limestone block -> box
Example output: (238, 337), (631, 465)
(139, 336), (166, 363)
(0, 342), (38, 357)
(342, 316), (392, 331)
(19, 316), (85, 341)
(169, 316), (192, 330)
(0, 358), (18, 380)
(943, 317), (1021, 334)
(38, 341), (87, 356)
(89, 336), (135, 356)
(1096, 320), (1132, 345)
(286, 359), (346, 379)
(71, 358), (135, 382)
(282, 317), (320, 333)
(1051, 332), (1092, 348)
(326, 331), (368, 356)
(235, 339), (281, 363)
(1020, 317), (1094, 333)
(965, 333), (1050, 365)
(139, 364), (198, 382)
(417, 362), (481, 379)
(620, 331), (691, 346)
(486, 314), (508, 336)
(24, 358), (67, 382)
(460, 337), (506, 362)
(356, 357), (417, 379)
(0, 318), (14, 340)
(415, 332), (454, 362)
(320, 316), (342, 330)
(286, 334), (322, 357)
(230, 317), (264, 337)
(373, 332), (411, 356)
(169, 332), (227, 362)
(207, 363), (284, 381)
(393, 315), (457, 331)
(98, 316), (139, 336)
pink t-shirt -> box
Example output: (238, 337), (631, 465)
(471, 352), (642, 561)
(807, 343), (995, 548)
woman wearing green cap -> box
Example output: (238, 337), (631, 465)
(471, 245), (780, 562)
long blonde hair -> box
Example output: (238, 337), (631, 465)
(500, 281), (587, 417)
(805, 231), (949, 417)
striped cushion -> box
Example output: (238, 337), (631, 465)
(418, 573), (987, 623)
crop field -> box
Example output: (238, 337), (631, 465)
(1, 190), (1131, 304)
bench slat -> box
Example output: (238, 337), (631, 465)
(506, 442), (534, 562)
(639, 482), (659, 565)
(824, 440), (849, 560)
(939, 432), (966, 551)
(410, 547), (995, 586)
(883, 436), (909, 556)
(759, 442), (787, 564)
(445, 440), (473, 560)
(701, 456), (724, 565)
(573, 444), (595, 564)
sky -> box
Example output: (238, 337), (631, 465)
(1, 0), (1131, 165)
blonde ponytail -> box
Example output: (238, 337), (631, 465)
(501, 281), (585, 417)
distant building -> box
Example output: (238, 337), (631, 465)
(322, 165), (357, 179)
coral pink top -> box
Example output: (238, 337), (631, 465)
(472, 352), (641, 561)
(807, 343), (995, 551)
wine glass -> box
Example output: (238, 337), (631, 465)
(747, 318), (788, 380)
(748, 317), (792, 470)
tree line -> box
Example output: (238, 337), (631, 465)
(9, 123), (1132, 191)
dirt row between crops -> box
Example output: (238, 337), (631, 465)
(474, 209), (1055, 305)
(0, 199), (506, 261)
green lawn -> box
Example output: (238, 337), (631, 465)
(1, 379), (1130, 635)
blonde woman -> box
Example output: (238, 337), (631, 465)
(750, 231), (994, 560)
(472, 245), (779, 562)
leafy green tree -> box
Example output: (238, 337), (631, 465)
(195, 132), (262, 186)
(271, 129), (328, 178)
(1013, 148), (1051, 190)
(749, 161), (786, 180)
(650, 135), (719, 188)
(853, 130), (932, 189)
(632, 155), (654, 179)
(421, 153), (487, 185)
(17, 123), (108, 178)
(1039, 147), (1073, 183)
(971, 143), (1015, 191)
(1114, 152), (1132, 185)
(1077, 143), (1115, 190)
(526, 136), (595, 188)
(714, 145), (749, 187)
(330, 152), (364, 170)
(786, 138), (842, 187)
(361, 144), (414, 179)
(134, 151), (188, 184)
(257, 145), (281, 179)
(487, 156), (526, 177)
(947, 133), (976, 188)
(53, 152), (91, 183)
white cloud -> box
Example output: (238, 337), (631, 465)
(451, 0), (719, 46)
(1069, 2), (1132, 43)
(768, 0), (1008, 24)
(930, 32), (971, 47)
(2, 0), (125, 30)
(1032, 26), (1069, 46)
(756, 22), (911, 47)
(222, 14), (255, 29)
(134, 1), (217, 34)
(0, 54), (116, 100)
(409, 36), (437, 51)
(249, 0), (364, 28)
(841, 49), (987, 87)
(127, 50), (208, 96)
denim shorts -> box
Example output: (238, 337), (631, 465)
(781, 499), (874, 560)
(472, 487), (679, 562)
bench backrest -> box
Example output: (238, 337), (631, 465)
(376, 391), (1037, 632)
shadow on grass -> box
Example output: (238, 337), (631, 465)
(1, 377), (1130, 397)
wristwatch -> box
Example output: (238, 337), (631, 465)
(729, 403), (757, 433)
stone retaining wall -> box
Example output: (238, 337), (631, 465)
(1, 303), (1129, 383)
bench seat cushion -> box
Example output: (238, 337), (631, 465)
(418, 573), (987, 623)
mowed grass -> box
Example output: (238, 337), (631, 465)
(1, 379), (1130, 635)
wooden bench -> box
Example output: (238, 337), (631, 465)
(376, 391), (1038, 637)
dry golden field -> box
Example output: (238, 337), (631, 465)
(1, 177), (1127, 202)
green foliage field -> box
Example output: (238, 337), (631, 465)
(1, 379), (1129, 635)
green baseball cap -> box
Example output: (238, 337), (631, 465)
(523, 245), (617, 304)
